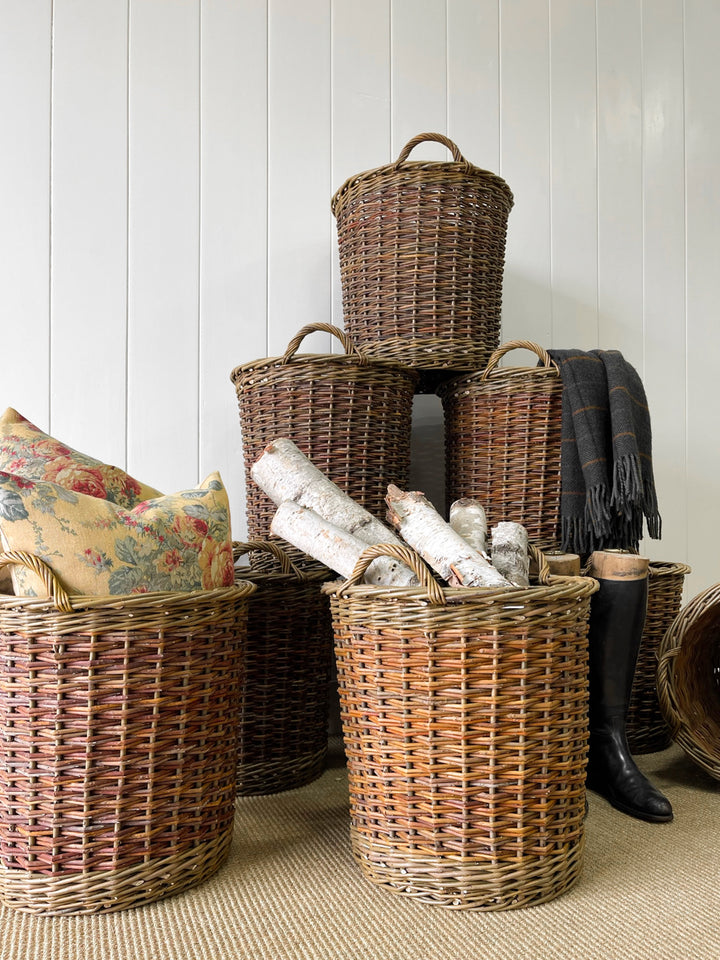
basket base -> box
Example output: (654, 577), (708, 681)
(0, 826), (234, 916)
(236, 745), (328, 796)
(349, 827), (585, 911)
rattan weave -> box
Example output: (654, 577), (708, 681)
(233, 541), (333, 795)
(0, 551), (255, 915)
(331, 133), (514, 377)
(626, 560), (691, 754)
(657, 580), (720, 780)
(325, 543), (598, 910)
(230, 323), (417, 567)
(439, 340), (563, 550)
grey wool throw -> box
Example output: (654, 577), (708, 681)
(546, 348), (662, 554)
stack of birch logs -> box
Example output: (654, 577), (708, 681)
(252, 437), (531, 589)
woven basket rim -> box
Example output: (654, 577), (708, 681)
(437, 362), (561, 397)
(230, 351), (419, 386)
(648, 559), (692, 577)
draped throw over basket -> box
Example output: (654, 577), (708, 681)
(626, 560), (691, 754)
(233, 541), (333, 795)
(331, 133), (514, 383)
(439, 340), (563, 551)
(0, 551), (255, 916)
(230, 323), (418, 567)
(657, 580), (720, 780)
(325, 543), (598, 911)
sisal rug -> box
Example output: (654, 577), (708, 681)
(1, 742), (718, 960)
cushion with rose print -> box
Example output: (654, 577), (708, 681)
(0, 407), (162, 508)
(0, 470), (234, 597)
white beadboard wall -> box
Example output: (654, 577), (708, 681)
(0, 0), (718, 596)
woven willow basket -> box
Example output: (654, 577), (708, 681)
(626, 560), (691, 754)
(233, 541), (333, 795)
(325, 543), (598, 911)
(657, 581), (720, 780)
(230, 323), (418, 567)
(331, 133), (514, 380)
(439, 340), (563, 551)
(0, 551), (255, 916)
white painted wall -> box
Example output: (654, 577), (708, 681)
(1, 0), (717, 596)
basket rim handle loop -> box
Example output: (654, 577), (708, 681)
(281, 323), (368, 366)
(232, 539), (304, 578)
(394, 132), (468, 168)
(481, 340), (558, 381)
(0, 550), (74, 613)
(342, 542), (446, 605)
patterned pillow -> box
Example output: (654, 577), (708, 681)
(0, 470), (234, 597)
(0, 407), (162, 508)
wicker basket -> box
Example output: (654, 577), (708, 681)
(626, 560), (691, 754)
(439, 340), (563, 551)
(331, 133), (514, 379)
(657, 580), (720, 780)
(0, 551), (255, 915)
(230, 323), (418, 567)
(325, 543), (598, 911)
(233, 541), (333, 795)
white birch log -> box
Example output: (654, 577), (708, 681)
(449, 498), (489, 557)
(270, 501), (418, 586)
(490, 521), (530, 587)
(385, 485), (512, 588)
(252, 438), (401, 546)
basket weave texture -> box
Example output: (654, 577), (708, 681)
(233, 541), (333, 795)
(439, 340), (563, 551)
(0, 551), (255, 915)
(325, 543), (598, 911)
(626, 560), (691, 754)
(331, 133), (514, 375)
(657, 580), (720, 780)
(230, 323), (417, 567)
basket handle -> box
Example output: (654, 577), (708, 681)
(0, 551), (74, 613)
(233, 539), (305, 579)
(481, 340), (558, 381)
(341, 543), (446, 606)
(394, 132), (468, 167)
(281, 323), (368, 366)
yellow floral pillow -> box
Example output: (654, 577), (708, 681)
(0, 470), (234, 597)
(0, 407), (162, 508)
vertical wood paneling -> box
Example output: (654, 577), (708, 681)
(267, 0), (331, 357)
(127, 0), (200, 493)
(0, 2), (52, 427)
(50, 0), (129, 466)
(200, 0), (268, 539)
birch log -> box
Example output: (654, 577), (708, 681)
(449, 498), (489, 557)
(271, 501), (418, 586)
(252, 438), (402, 546)
(385, 485), (512, 588)
(490, 522), (530, 587)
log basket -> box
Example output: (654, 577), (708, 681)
(233, 541), (334, 795)
(0, 551), (255, 915)
(325, 542), (598, 911)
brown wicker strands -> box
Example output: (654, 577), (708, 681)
(439, 340), (563, 551)
(324, 543), (598, 911)
(331, 133), (514, 379)
(230, 323), (417, 569)
(233, 541), (333, 795)
(0, 552), (255, 916)
(657, 581), (720, 780)
(626, 560), (691, 754)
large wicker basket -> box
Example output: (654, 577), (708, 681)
(657, 580), (720, 780)
(439, 340), (563, 551)
(230, 323), (418, 566)
(0, 551), (255, 915)
(626, 560), (691, 754)
(325, 543), (598, 911)
(233, 541), (333, 795)
(331, 133), (514, 379)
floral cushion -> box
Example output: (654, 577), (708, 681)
(0, 407), (162, 508)
(0, 470), (235, 597)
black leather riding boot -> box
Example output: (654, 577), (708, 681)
(585, 551), (673, 823)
